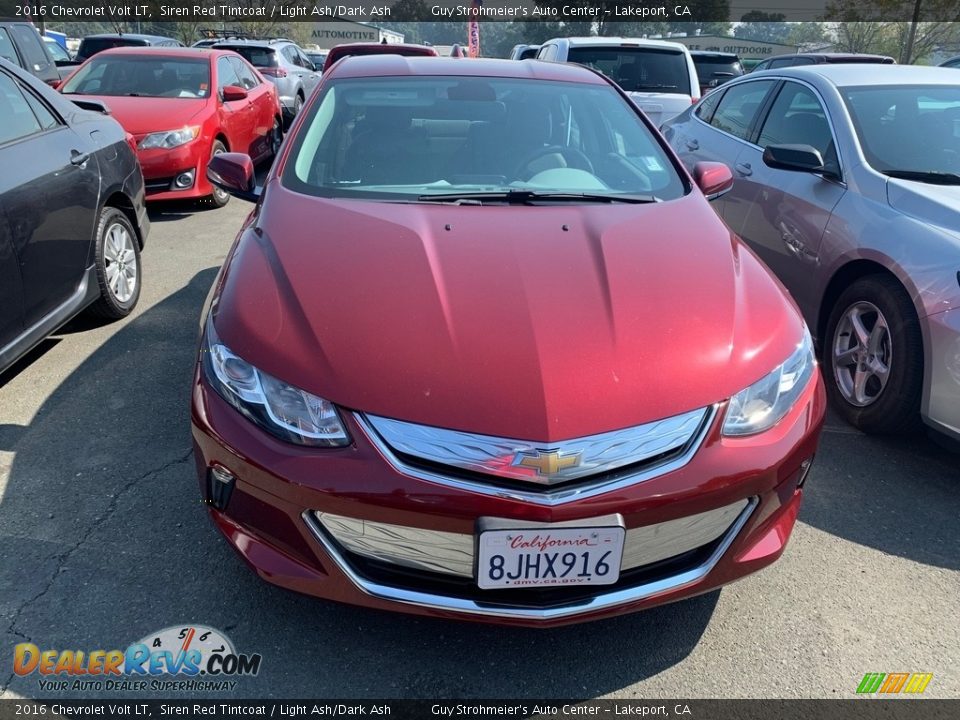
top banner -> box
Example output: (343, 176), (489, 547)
(2, 0), (959, 23)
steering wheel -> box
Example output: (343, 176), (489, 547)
(513, 146), (595, 181)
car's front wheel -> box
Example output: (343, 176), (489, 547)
(207, 140), (230, 208)
(270, 118), (282, 158)
(824, 274), (923, 434)
(89, 207), (141, 320)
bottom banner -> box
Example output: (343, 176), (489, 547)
(0, 700), (956, 720)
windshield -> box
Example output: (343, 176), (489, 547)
(61, 55), (211, 98)
(282, 76), (686, 202)
(216, 45), (277, 68)
(44, 40), (71, 62)
(842, 85), (960, 179)
(567, 47), (690, 94)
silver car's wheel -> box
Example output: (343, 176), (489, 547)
(103, 221), (138, 304)
(823, 275), (922, 434)
(832, 301), (892, 407)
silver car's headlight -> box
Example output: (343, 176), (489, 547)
(201, 318), (350, 447)
(138, 126), (200, 150)
(722, 327), (816, 436)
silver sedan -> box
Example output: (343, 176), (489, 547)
(662, 65), (960, 440)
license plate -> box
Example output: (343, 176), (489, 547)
(477, 525), (625, 589)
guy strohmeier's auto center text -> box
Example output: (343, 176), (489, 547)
(12, 2), (694, 21)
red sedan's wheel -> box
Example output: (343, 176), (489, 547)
(207, 140), (230, 208)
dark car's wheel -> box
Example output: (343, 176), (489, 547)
(206, 140), (230, 208)
(824, 274), (923, 434)
(88, 207), (141, 320)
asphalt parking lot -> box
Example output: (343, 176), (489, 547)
(0, 197), (958, 701)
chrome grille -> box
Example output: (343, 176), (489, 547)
(362, 407), (709, 487)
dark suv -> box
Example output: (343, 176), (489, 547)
(751, 53), (895, 72)
(690, 51), (743, 95)
(0, 21), (58, 86)
(75, 34), (182, 62)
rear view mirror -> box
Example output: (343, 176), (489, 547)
(207, 153), (260, 202)
(692, 161), (734, 201)
(762, 144), (825, 173)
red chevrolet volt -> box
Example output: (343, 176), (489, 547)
(60, 47), (282, 207)
(193, 57), (826, 626)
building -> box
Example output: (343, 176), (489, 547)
(307, 20), (403, 50)
(670, 35), (799, 62)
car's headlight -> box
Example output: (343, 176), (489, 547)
(201, 317), (350, 447)
(722, 326), (816, 436)
(138, 126), (200, 150)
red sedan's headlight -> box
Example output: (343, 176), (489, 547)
(722, 326), (816, 436)
(201, 316), (350, 448)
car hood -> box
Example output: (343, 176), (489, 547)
(213, 185), (804, 441)
(66, 95), (208, 136)
(887, 179), (960, 239)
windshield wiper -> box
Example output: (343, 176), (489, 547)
(883, 170), (960, 185)
(631, 85), (679, 91)
(416, 190), (660, 205)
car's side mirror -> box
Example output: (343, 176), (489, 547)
(222, 85), (248, 102)
(762, 144), (825, 173)
(207, 153), (260, 202)
(692, 161), (734, 201)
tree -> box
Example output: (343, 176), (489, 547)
(734, 13), (793, 44)
(826, 0), (960, 63)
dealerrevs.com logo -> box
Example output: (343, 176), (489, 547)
(13, 625), (262, 692)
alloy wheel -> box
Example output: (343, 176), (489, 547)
(103, 222), (138, 304)
(832, 300), (892, 407)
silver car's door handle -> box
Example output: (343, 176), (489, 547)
(686, 139), (699, 151)
(735, 162), (752, 177)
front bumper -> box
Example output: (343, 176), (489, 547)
(922, 307), (960, 441)
(191, 366), (825, 627)
(137, 140), (213, 201)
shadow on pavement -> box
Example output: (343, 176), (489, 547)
(800, 421), (960, 571)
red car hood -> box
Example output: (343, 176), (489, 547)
(68, 95), (207, 137)
(214, 185), (804, 441)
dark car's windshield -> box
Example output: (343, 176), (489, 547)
(61, 56), (211, 98)
(842, 85), (960, 180)
(78, 37), (148, 59)
(215, 45), (277, 68)
(567, 47), (690, 94)
(282, 76), (686, 202)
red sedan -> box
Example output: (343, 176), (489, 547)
(193, 56), (826, 626)
(60, 47), (281, 207)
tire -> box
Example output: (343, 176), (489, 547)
(270, 117), (282, 158)
(205, 140), (230, 208)
(823, 274), (923, 434)
(293, 93), (303, 118)
(88, 207), (141, 321)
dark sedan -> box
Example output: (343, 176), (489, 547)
(0, 58), (149, 375)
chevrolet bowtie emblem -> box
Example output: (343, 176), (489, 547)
(514, 449), (582, 476)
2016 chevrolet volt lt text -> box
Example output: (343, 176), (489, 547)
(191, 57), (826, 626)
